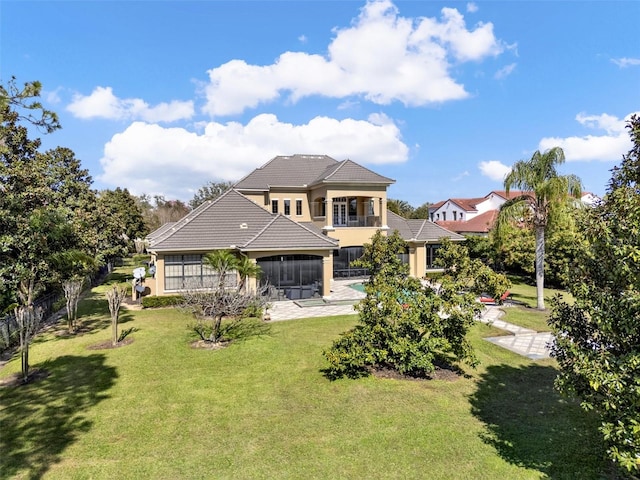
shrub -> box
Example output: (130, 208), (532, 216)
(141, 295), (183, 309)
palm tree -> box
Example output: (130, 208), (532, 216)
(203, 250), (261, 292)
(236, 255), (262, 293)
(203, 250), (239, 290)
(497, 147), (582, 310)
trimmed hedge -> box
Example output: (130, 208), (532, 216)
(141, 295), (183, 309)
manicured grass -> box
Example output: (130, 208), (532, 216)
(500, 306), (551, 333)
(497, 276), (574, 332)
(0, 273), (609, 479)
(507, 275), (574, 309)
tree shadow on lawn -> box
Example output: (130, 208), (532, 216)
(0, 354), (117, 479)
(469, 364), (611, 479)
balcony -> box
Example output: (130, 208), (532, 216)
(333, 215), (381, 228)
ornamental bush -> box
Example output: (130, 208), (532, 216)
(323, 232), (508, 379)
(141, 295), (183, 309)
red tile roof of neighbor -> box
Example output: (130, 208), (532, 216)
(436, 210), (499, 234)
(430, 191), (532, 212)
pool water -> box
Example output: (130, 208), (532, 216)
(349, 282), (366, 293)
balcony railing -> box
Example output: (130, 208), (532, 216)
(333, 215), (381, 228)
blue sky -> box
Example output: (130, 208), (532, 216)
(2, 0), (639, 206)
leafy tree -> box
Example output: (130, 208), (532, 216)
(50, 249), (97, 333)
(549, 115), (640, 475)
(136, 194), (191, 233)
(152, 195), (190, 227)
(491, 221), (535, 276)
(323, 232), (507, 379)
(91, 188), (147, 270)
(190, 180), (235, 209)
(410, 201), (432, 219)
(0, 76), (60, 134)
(0, 77), (93, 380)
(387, 198), (415, 218)
(496, 147), (582, 309)
(180, 250), (266, 344)
(464, 235), (494, 266)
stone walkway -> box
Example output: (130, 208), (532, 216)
(267, 280), (553, 359)
(479, 304), (553, 360)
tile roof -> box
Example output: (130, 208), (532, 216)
(387, 211), (465, 242)
(148, 189), (337, 253)
(234, 154), (394, 191)
(234, 155), (338, 191)
(429, 197), (485, 212)
(429, 191), (532, 212)
(243, 216), (338, 251)
(146, 222), (176, 241)
(310, 159), (394, 186)
(436, 210), (498, 234)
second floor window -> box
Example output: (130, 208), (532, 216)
(271, 199), (278, 214)
(284, 199), (291, 216)
(296, 199), (302, 216)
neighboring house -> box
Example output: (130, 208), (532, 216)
(430, 189), (600, 236)
(429, 190), (528, 236)
(580, 192), (601, 207)
(146, 154), (463, 300)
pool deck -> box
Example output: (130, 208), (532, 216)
(267, 279), (365, 321)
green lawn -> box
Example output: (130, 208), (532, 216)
(507, 275), (574, 309)
(0, 273), (609, 479)
(498, 277), (574, 332)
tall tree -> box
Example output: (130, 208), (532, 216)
(387, 198), (415, 218)
(549, 115), (640, 474)
(496, 147), (581, 309)
(410, 201), (432, 219)
(0, 76), (60, 135)
(0, 78), (93, 381)
(152, 195), (190, 226)
(91, 188), (147, 270)
(190, 181), (235, 209)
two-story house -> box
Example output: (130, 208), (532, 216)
(429, 190), (527, 236)
(146, 154), (463, 300)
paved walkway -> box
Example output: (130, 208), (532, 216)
(479, 304), (553, 360)
(267, 280), (552, 359)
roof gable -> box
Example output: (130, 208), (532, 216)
(149, 189), (338, 253)
(310, 159), (394, 186)
(149, 189), (275, 251)
(234, 154), (338, 191)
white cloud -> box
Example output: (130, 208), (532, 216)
(494, 62), (516, 79)
(98, 114), (409, 199)
(67, 86), (194, 122)
(453, 170), (470, 181)
(45, 87), (62, 105)
(479, 160), (511, 181)
(611, 57), (640, 68)
(539, 112), (637, 161)
(466, 3), (478, 13)
(203, 0), (507, 116)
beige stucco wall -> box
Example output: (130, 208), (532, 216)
(408, 242), (427, 278)
(151, 249), (334, 298)
(326, 227), (386, 247)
